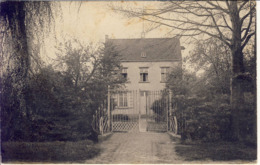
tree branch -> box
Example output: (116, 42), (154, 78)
(238, 1), (248, 12)
(225, 0), (230, 10)
(206, 1), (229, 14)
(197, 3), (232, 45)
(242, 32), (255, 50)
(145, 13), (230, 30)
(241, 3), (255, 25)
(221, 14), (233, 31)
(241, 3), (254, 42)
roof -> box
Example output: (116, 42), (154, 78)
(107, 37), (182, 62)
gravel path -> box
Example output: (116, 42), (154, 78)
(85, 132), (184, 164)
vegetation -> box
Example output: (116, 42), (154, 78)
(2, 140), (100, 162)
(151, 91), (168, 122)
(114, 0), (256, 141)
(1, 40), (124, 143)
(0, 1), (256, 162)
(167, 38), (256, 144)
(0, 1), (125, 161)
(175, 141), (256, 161)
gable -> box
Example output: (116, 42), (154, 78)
(107, 37), (182, 62)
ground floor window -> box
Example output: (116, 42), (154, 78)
(119, 92), (128, 107)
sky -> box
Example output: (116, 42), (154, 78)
(43, 1), (191, 64)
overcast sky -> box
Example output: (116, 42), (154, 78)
(43, 1), (191, 64)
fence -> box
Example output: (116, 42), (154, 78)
(92, 88), (179, 135)
(92, 100), (111, 135)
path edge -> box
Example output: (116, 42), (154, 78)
(98, 132), (113, 142)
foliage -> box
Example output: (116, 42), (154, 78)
(167, 38), (256, 142)
(114, 0), (256, 141)
(1, 39), (124, 142)
(175, 141), (256, 161)
(167, 67), (196, 96)
(151, 99), (167, 122)
(1, 66), (92, 142)
(179, 96), (231, 141)
(1, 140), (100, 162)
(188, 38), (232, 95)
(150, 91), (169, 122)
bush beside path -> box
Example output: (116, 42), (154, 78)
(1, 140), (100, 163)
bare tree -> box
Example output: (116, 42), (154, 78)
(113, 1), (256, 140)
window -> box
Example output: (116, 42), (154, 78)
(161, 67), (170, 82)
(121, 68), (127, 80)
(141, 51), (146, 58)
(140, 91), (149, 96)
(140, 67), (149, 82)
(119, 92), (128, 107)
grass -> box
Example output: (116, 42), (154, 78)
(1, 140), (100, 163)
(175, 140), (257, 161)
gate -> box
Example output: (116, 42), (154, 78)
(110, 90), (172, 133)
(111, 90), (140, 132)
(145, 90), (169, 132)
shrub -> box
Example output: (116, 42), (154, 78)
(174, 95), (232, 142)
(151, 99), (167, 122)
(1, 140), (100, 162)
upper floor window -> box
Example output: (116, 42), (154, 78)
(141, 51), (146, 58)
(121, 68), (128, 79)
(161, 67), (170, 82)
(140, 67), (149, 82)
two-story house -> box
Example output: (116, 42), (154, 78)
(106, 35), (182, 126)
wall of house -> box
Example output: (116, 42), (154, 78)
(122, 61), (180, 91)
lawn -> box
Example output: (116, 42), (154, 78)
(175, 141), (257, 161)
(1, 140), (100, 163)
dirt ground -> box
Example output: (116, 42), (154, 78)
(85, 132), (183, 164)
(85, 132), (255, 164)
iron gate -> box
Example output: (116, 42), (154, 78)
(145, 90), (169, 132)
(111, 90), (170, 132)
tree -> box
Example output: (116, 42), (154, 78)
(188, 38), (232, 95)
(54, 39), (125, 135)
(56, 39), (125, 97)
(56, 40), (101, 92)
(0, 1), (57, 141)
(93, 41), (126, 89)
(114, 1), (256, 140)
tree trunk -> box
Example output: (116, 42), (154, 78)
(7, 2), (31, 140)
(229, 1), (245, 141)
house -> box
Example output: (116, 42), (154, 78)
(105, 35), (182, 131)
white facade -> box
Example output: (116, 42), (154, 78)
(122, 61), (179, 91)
(107, 37), (182, 116)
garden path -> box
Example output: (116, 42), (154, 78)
(85, 132), (184, 164)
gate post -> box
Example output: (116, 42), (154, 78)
(107, 85), (111, 132)
(168, 89), (173, 132)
